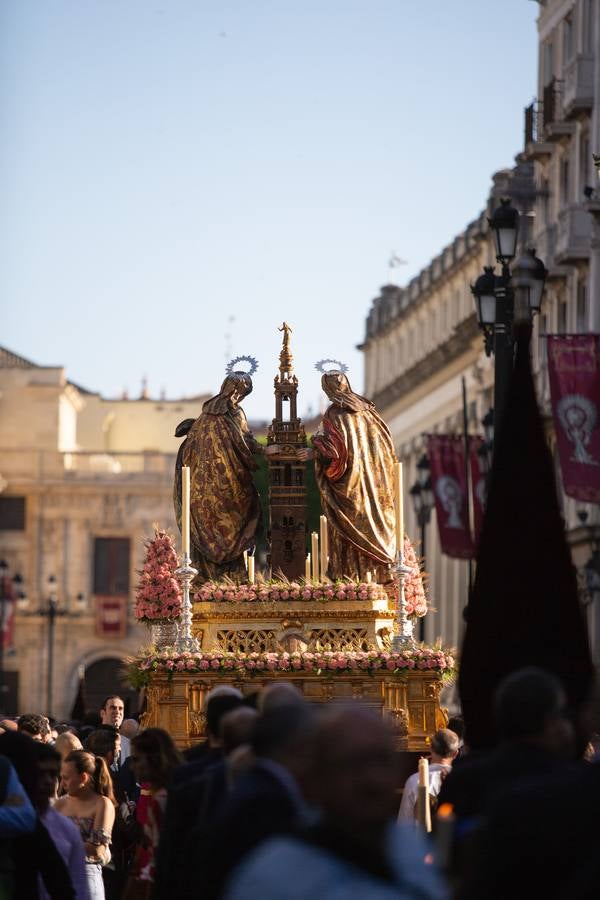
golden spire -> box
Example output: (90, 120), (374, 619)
(278, 322), (293, 377)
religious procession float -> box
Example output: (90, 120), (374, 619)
(130, 325), (454, 750)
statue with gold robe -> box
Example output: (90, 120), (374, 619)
(304, 369), (397, 583)
(174, 367), (264, 581)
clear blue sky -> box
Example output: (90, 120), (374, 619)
(1, 0), (538, 421)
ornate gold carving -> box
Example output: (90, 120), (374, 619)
(281, 619), (303, 630)
(321, 681), (335, 702)
(216, 629), (278, 653)
(309, 628), (371, 652)
(388, 707), (409, 736)
(189, 709), (206, 738)
(193, 605), (395, 621)
(425, 681), (442, 699)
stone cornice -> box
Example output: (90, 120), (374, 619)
(369, 315), (479, 410)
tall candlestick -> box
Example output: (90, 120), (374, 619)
(395, 462), (404, 553)
(305, 553), (311, 581)
(311, 532), (320, 583)
(319, 515), (328, 580)
(181, 466), (191, 557)
(417, 757), (432, 832)
(248, 555), (255, 584)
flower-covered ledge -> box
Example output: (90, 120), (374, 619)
(132, 647), (455, 752)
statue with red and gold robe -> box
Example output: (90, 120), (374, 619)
(309, 371), (398, 583)
(174, 371), (263, 581)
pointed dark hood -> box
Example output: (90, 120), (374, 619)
(459, 325), (593, 750)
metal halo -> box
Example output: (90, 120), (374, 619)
(315, 358), (349, 375)
(226, 355), (259, 378)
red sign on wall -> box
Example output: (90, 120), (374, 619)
(95, 596), (127, 638)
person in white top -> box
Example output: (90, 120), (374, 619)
(398, 728), (460, 823)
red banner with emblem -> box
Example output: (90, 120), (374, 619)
(95, 596), (127, 638)
(469, 436), (486, 547)
(548, 335), (600, 502)
(427, 434), (475, 559)
(0, 577), (15, 650)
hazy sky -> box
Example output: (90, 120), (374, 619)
(1, 1), (538, 420)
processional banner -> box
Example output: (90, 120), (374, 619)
(0, 576), (15, 650)
(95, 596), (127, 638)
(427, 434), (475, 559)
(469, 436), (486, 547)
(548, 335), (600, 503)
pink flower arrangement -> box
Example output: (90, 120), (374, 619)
(134, 529), (182, 624)
(194, 580), (391, 606)
(131, 647), (455, 684)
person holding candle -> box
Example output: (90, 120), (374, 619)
(173, 360), (276, 581)
(397, 729), (460, 824)
(298, 365), (400, 583)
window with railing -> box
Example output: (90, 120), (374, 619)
(579, 130), (590, 191)
(93, 537), (130, 596)
(0, 497), (25, 531)
(562, 14), (574, 64)
(544, 40), (554, 86)
(577, 281), (588, 332)
(560, 156), (570, 204)
(584, 0), (594, 53)
(557, 298), (568, 333)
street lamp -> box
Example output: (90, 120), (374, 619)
(410, 455), (435, 641)
(19, 575), (86, 717)
(471, 198), (547, 443)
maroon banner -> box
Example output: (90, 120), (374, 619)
(0, 577), (15, 650)
(548, 335), (600, 502)
(469, 436), (486, 547)
(95, 596), (127, 638)
(427, 434), (475, 559)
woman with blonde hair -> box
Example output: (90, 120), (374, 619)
(55, 749), (116, 900)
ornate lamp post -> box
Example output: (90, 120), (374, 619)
(409, 454), (434, 641)
(19, 575), (86, 717)
(471, 199), (547, 443)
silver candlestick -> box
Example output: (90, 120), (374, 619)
(392, 548), (415, 649)
(176, 554), (200, 652)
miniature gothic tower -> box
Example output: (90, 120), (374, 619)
(266, 323), (308, 579)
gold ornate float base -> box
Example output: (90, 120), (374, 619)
(142, 669), (447, 752)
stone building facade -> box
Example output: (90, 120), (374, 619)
(0, 346), (208, 718)
(361, 0), (600, 659)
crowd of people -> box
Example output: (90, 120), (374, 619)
(0, 668), (599, 899)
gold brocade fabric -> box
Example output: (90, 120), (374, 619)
(313, 403), (397, 583)
(174, 404), (262, 581)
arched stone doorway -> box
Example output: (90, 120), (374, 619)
(83, 657), (139, 718)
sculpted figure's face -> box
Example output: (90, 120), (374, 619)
(321, 372), (351, 401)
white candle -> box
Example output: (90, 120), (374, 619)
(418, 757), (429, 787)
(243, 550), (248, 571)
(181, 466), (190, 557)
(311, 532), (320, 583)
(366, 570), (372, 584)
(305, 553), (311, 581)
(248, 556), (255, 584)
(319, 515), (328, 579)
(395, 462), (404, 554)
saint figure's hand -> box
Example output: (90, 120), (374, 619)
(296, 448), (314, 461)
(264, 444), (280, 456)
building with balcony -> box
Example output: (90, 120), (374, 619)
(0, 346), (208, 718)
(361, 0), (600, 661)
